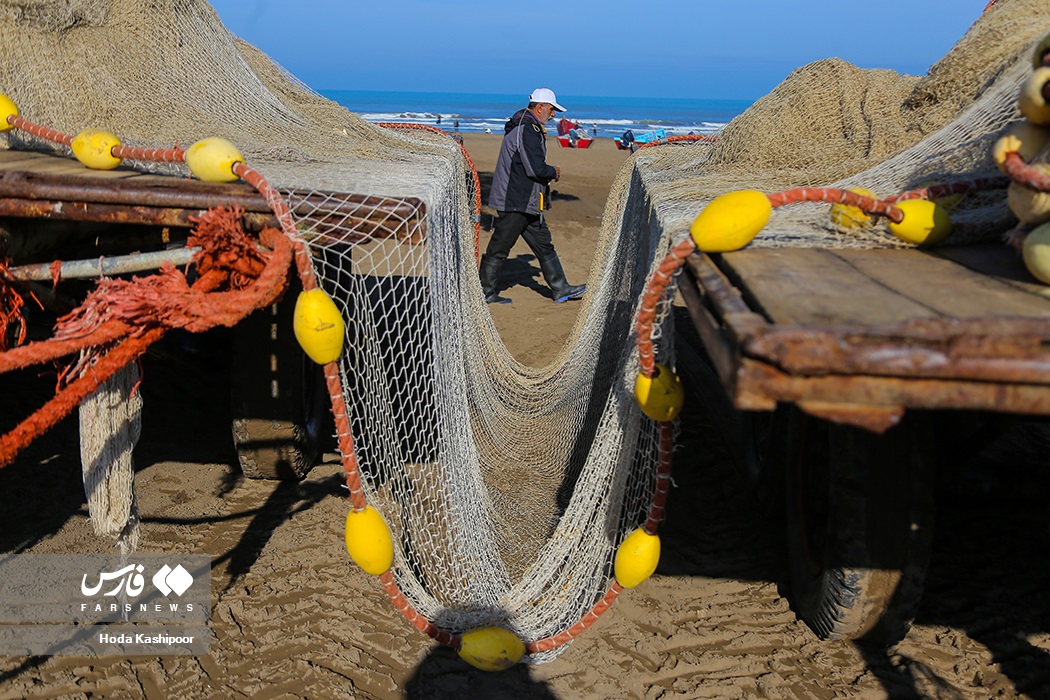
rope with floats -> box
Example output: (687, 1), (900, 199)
(0, 72), (1034, 668)
(0, 98), (681, 671)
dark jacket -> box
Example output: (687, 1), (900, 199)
(487, 108), (557, 215)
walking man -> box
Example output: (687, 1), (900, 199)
(480, 88), (586, 305)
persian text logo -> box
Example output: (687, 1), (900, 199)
(80, 563), (194, 598)
(81, 564), (146, 598)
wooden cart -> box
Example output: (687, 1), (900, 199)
(0, 149), (423, 479)
(677, 243), (1050, 645)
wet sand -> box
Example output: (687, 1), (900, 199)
(2, 133), (1050, 698)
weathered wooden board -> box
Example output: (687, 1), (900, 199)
(718, 246), (1050, 327)
(681, 245), (1050, 427)
(0, 148), (428, 260)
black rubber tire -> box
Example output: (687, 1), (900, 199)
(783, 408), (935, 645)
(739, 406), (792, 515)
(229, 283), (331, 480)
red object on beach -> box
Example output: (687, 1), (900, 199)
(557, 135), (593, 149)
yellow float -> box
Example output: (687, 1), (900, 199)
(689, 190), (772, 252)
(71, 129), (122, 170)
(887, 199), (952, 246)
(293, 288), (345, 364)
(344, 505), (394, 576)
(634, 363), (684, 422)
(185, 136), (245, 182)
(457, 627), (526, 671)
(614, 527), (661, 589)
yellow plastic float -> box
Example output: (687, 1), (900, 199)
(344, 505), (394, 576)
(887, 199), (952, 246)
(185, 136), (245, 182)
(614, 527), (661, 589)
(689, 189), (772, 252)
(634, 363), (684, 422)
(71, 128), (122, 170)
(457, 627), (526, 672)
(829, 187), (877, 230)
(293, 288), (345, 364)
(0, 94), (17, 131)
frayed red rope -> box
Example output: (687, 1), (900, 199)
(0, 209), (293, 468)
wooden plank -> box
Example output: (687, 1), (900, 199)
(934, 244), (1050, 298)
(835, 247), (1050, 318)
(718, 248), (938, 327)
(736, 357), (1050, 419)
(0, 154), (142, 179)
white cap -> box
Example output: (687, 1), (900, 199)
(529, 88), (565, 112)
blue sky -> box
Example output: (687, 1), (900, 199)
(208, 1), (989, 101)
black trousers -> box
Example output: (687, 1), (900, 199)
(484, 211), (557, 263)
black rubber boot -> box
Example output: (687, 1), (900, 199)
(479, 255), (512, 304)
(538, 253), (586, 303)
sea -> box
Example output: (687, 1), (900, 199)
(320, 90), (752, 140)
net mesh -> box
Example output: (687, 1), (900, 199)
(0, 0), (1042, 661)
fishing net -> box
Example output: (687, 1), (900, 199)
(0, 0), (1040, 662)
(634, 0), (1050, 250)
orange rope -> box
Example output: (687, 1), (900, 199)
(526, 584), (624, 654)
(111, 143), (185, 163)
(1002, 151), (1050, 192)
(379, 571), (460, 648)
(884, 176), (1009, 202)
(634, 237), (697, 377)
(637, 134), (717, 151)
(767, 186), (905, 223)
(377, 122), (483, 263)
(7, 115), (73, 146)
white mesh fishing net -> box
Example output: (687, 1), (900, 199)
(0, 0), (1042, 661)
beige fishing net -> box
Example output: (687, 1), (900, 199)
(0, 0), (1039, 661)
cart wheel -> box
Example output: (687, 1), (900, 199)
(739, 405), (791, 514)
(784, 408), (935, 645)
(230, 284), (332, 480)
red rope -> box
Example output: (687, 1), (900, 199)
(111, 143), (185, 163)
(884, 176), (1009, 202)
(377, 122), (483, 264)
(0, 330), (163, 468)
(644, 423), (676, 534)
(635, 237), (697, 377)
(0, 215), (293, 468)
(768, 186), (904, 223)
(7, 115), (73, 146)
(379, 571), (461, 648)
(1002, 151), (1050, 192)
(0, 260), (27, 351)
(637, 134), (717, 151)
(526, 584), (624, 653)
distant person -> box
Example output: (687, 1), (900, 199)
(454, 119), (459, 132)
(480, 88), (586, 305)
(436, 115), (442, 125)
(620, 129), (637, 153)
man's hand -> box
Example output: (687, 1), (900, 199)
(553, 166), (561, 182)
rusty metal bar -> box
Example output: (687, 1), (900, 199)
(0, 197), (206, 227)
(742, 325), (1050, 385)
(0, 152), (429, 248)
(736, 357), (1050, 422)
(8, 247), (199, 281)
(0, 168), (423, 221)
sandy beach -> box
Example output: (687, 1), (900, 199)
(3, 131), (1050, 699)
